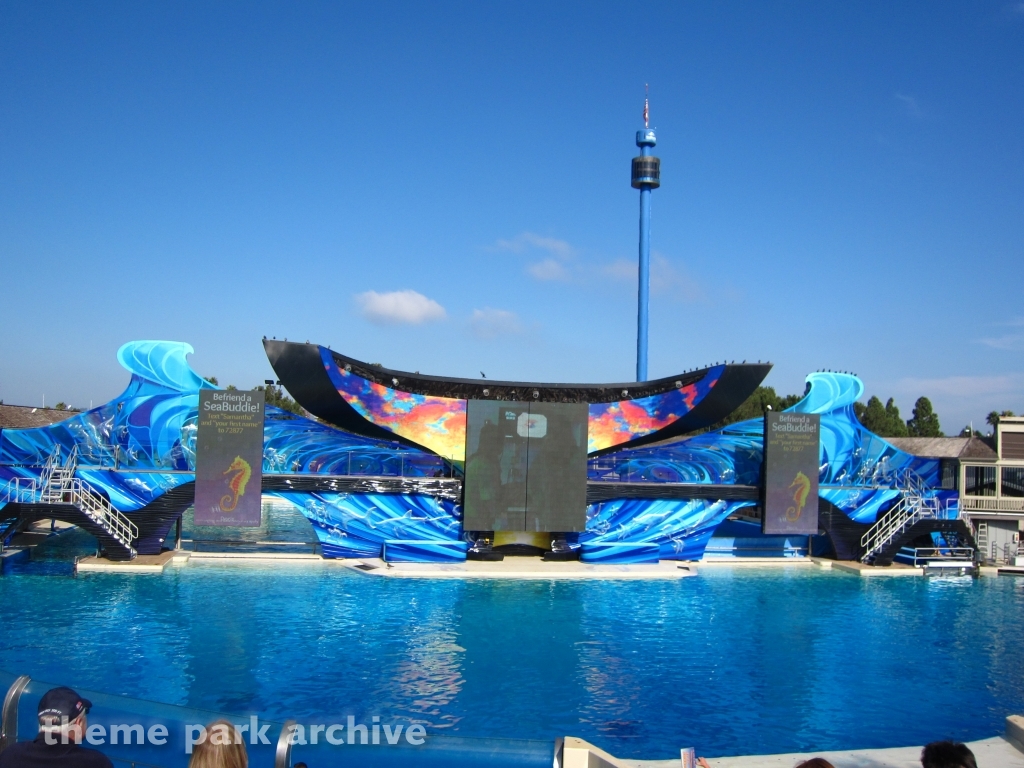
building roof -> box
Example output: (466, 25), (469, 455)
(887, 436), (997, 460)
(0, 404), (77, 430)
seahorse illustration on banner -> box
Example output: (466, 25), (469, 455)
(221, 456), (252, 512)
(786, 471), (811, 522)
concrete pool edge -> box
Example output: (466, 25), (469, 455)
(562, 716), (1024, 767)
(344, 558), (700, 579)
(63, 550), (1024, 580)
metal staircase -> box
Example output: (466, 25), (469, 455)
(2, 446), (138, 559)
(860, 469), (939, 564)
(974, 522), (989, 563)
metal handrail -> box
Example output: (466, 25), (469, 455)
(859, 468), (940, 562)
(896, 546), (975, 568)
(961, 497), (1024, 511)
(67, 478), (138, 547)
(860, 497), (938, 556)
(275, 720), (297, 768)
(1, 448), (138, 558)
(184, 539), (319, 554)
(1, 675), (31, 755)
(904, 547), (974, 559)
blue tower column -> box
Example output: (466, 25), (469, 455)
(632, 129), (660, 382)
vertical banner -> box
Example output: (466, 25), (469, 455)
(762, 412), (820, 535)
(195, 389), (265, 526)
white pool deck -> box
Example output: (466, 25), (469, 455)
(567, 716), (1024, 767)
(66, 550), (1022, 580)
(348, 557), (699, 579)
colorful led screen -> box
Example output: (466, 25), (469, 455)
(587, 365), (724, 452)
(320, 349), (726, 459)
(321, 348), (468, 461)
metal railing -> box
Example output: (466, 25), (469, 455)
(183, 539), (320, 555)
(64, 477), (138, 554)
(860, 469), (939, 563)
(960, 496), (1024, 511)
(266, 451), (462, 479)
(894, 547), (974, 567)
(4, 445), (465, 479)
(1, 446), (137, 559)
(587, 458), (695, 484)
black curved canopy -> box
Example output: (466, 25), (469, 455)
(263, 339), (771, 454)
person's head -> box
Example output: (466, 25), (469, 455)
(795, 759), (835, 768)
(477, 422), (500, 452)
(37, 686), (91, 745)
(921, 741), (977, 768)
(188, 720), (248, 768)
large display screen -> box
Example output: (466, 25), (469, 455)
(463, 400), (588, 532)
(762, 412), (820, 535)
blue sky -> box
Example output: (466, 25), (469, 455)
(1, 1), (1022, 434)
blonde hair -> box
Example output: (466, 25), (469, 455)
(188, 720), (248, 768)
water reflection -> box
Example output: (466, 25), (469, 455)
(1, 559), (1023, 759)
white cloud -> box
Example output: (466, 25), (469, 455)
(493, 232), (576, 260)
(895, 92), (923, 118)
(894, 373), (1024, 398)
(492, 232), (578, 281)
(526, 258), (570, 281)
(470, 308), (522, 339)
(601, 259), (636, 282)
(891, 372), (1024, 434)
(355, 290), (446, 325)
(978, 317), (1024, 351)
(600, 254), (706, 302)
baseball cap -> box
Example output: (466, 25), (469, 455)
(37, 687), (92, 726)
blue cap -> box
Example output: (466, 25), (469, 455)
(636, 129), (657, 147)
(38, 687), (92, 726)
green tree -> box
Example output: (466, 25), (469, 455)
(858, 396), (888, 434)
(987, 410), (1015, 428)
(701, 385), (805, 432)
(883, 398), (908, 437)
(257, 383), (304, 416)
(204, 376), (219, 386)
(906, 396), (942, 437)
(853, 400), (867, 423)
(857, 396), (909, 437)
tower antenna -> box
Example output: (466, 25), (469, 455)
(631, 88), (661, 381)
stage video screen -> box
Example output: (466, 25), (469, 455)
(463, 400), (588, 533)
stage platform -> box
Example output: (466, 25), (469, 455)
(345, 557), (698, 580)
(832, 560), (923, 577)
(76, 550), (179, 574)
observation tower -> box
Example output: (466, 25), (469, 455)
(632, 91), (661, 382)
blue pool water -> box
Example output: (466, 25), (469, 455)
(2, 533), (1023, 759)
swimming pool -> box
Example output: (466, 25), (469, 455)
(2, 541), (1022, 759)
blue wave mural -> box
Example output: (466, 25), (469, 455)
(587, 371), (955, 533)
(0, 342), (959, 562)
(265, 491), (462, 559)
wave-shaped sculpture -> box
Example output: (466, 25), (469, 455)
(590, 371), (954, 527)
